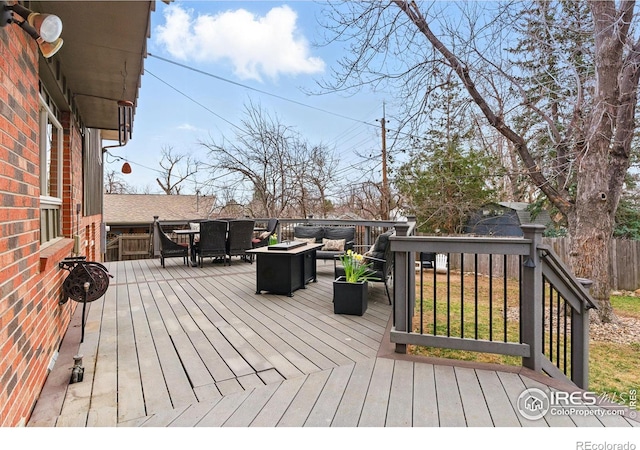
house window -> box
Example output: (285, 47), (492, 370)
(39, 94), (63, 245)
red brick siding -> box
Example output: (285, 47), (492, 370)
(0, 23), (104, 426)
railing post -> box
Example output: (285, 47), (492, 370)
(572, 278), (592, 389)
(152, 216), (160, 258)
(393, 222), (411, 354)
(520, 224), (545, 372)
(405, 215), (417, 316)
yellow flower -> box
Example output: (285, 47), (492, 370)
(338, 250), (379, 283)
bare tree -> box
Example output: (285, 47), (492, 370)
(104, 169), (134, 194)
(321, 1), (640, 323)
(155, 145), (200, 195)
(200, 101), (341, 218)
(337, 180), (385, 220)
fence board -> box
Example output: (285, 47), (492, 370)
(544, 238), (640, 291)
(446, 237), (640, 291)
(106, 234), (151, 262)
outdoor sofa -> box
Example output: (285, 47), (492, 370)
(293, 225), (356, 260)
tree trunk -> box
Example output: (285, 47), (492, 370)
(567, 158), (617, 323)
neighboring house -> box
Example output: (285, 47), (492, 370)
(104, 193), (218, 234)
(103, 193), (219, 261)
(464, 202), (552, 237)
(104, 193), (218, 228)
(0, 1), (157, 426)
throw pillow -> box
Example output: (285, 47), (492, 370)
(363, 243), (376, 257)
(322, 238), (345, 251)
(295, 237), (317, 244)
(189, 222), (201, 243)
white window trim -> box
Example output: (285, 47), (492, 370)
(40, 195), (63, 207)
(39, 93), (63, 244)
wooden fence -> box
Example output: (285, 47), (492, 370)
(445, 237), (640, 291)
(543, 237), (640, 292)
(105, 233), (151, 262)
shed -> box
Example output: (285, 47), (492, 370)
(464, 202), (552, 237)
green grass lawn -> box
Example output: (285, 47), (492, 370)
(588, 295), (640, 396)
(409, 272), (639, 397)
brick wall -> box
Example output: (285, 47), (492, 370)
(0, 23), (103, 427)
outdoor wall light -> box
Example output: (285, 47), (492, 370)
(1, 1), (63, 58)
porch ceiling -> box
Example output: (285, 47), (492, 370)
(31, 1), (158, 135)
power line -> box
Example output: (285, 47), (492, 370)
(148, 53), (379, 129)
(145, 70), (243, 133)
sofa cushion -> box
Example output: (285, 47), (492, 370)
(324, 227), (355, 242)
(294, 226), (324, 243)
(259, 230), (271, 239)
(322, 238), (345, 251)
(372, 230), (393, 253)
(367, 230), (393, 270)
(295, 237), (317, 244)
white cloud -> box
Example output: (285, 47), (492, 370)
(176, 123), (198, 132)
(155, 4), (325, 82)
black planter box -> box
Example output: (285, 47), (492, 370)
(333, 276), (368, 315)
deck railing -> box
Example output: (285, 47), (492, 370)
(148, 218), (399, 259)
(390, 220), (596, 389)
(144, 215), (595, 388)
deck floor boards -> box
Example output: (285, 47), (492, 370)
(28, 257), (639, 428)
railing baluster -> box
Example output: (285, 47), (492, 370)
(564, 300), (569, 375)
(475, 253), (479, 340)
(549, 283), (554, 362)
(556, 290), (561, 369)
(461, 253), (465, 339)
(542, 276), (546, 354)
(519, 257), (523, 343)
(503, 255), (508, 342)
(419, 256), (424, 335)
(433, 260), (437, 336)
(489, 254), (493, 341)
(447, 253), (451, 337)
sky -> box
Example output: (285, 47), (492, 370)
(105, 1), (389, 194)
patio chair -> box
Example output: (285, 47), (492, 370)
(155, 221), (189, 268)
(226, 219), (256, 264)
(420, 252), (436, 269)
(196, 220), (228, 267)
(251, 218), (279, 249)
(334, 229), (394, 304)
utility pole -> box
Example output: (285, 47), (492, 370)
(380, 103), (390, 220)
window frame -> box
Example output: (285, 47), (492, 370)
(39, 92), (64, 246)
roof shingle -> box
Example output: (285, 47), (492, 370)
(103, 194), (217, 225)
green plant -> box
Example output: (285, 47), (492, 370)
(338, 250), (379, 283)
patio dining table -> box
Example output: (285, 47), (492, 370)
(173, 229), (199, 267)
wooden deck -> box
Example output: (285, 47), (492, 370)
(27, 257), (639, 428)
